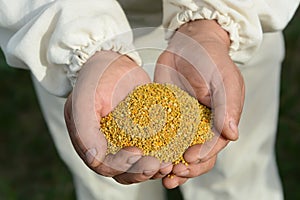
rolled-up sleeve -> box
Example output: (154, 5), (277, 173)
(0, 0), (140, 96)
(162, 0), (300, 64)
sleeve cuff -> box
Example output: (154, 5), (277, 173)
(166, 6), (241, 59)
(67, 38), (141, 87)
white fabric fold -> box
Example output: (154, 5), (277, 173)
(0, 0), (141, 96)
(0, 0), (299, 96)
(168, 7), (241, 57)
(67, 35), (141, 87)
(162, 0), (300, 64)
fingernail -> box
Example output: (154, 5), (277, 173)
(86, 148), (97, 164)
(176, 170), (189, 177)
(127, 155), (141, 164)
(143, 170), (155, 176)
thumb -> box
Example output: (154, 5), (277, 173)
(154, 51), (177, 84)
(71, 51), (122, 167)
(211, 61), (245, 141)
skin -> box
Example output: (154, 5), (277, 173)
(154, 19), (245, 188)
(64, 19), (245, 188)
(64, 51), (172, 184)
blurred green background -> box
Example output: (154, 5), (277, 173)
(0, 9), (299, 200)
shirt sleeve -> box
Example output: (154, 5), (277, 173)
(162, 0), (300, 64)
(0, 0), (141, 97)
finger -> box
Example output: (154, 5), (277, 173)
(71, 51), (123, 168)
(93, 146), (143, 177)
(186, 155), (217, 178)
(113, 156), (160, 184)
(170, 163), (189, 177)
(65, 95), (83, 156)
(154, 52), (181, 85)
(65, 95), (103, 166)
(211, 59), (245, 141)
(162, 175), (188, 189)
(173, 155), (217, 178)
(151, 162), (173, 179)
(183, 134), (229, 163)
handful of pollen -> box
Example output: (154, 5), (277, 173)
(100, 83), (213, 164)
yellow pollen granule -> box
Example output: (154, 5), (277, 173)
(100, 83), (213, 164)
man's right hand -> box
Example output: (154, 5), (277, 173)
(64, 51), (172, 184)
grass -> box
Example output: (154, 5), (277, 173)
(0, 9), (299, 200)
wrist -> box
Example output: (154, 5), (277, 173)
(177, 20), (231, 51)
(84, 51), (138, 72)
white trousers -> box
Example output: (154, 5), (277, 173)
(32, 29), (285, 200)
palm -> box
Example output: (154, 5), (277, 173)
(65, 51), (167, 184)
(153, 20), (245, 189)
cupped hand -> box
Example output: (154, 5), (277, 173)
(64, 51), (169, 184)
(154, 20), (245, 188)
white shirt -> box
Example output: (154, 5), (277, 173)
(0, 0), (299, 96)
